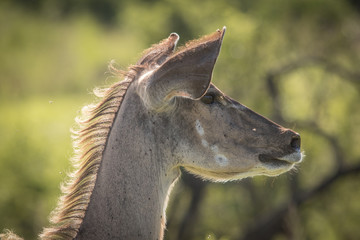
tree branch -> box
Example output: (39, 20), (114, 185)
(173, 171), (207, 240)
(239, 162), (360, 240)
(244, 57), (360, 240)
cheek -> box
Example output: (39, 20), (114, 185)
(195, 119), (205, 136)
(201, 140), (230, 167)
(214, 154), (229, 167)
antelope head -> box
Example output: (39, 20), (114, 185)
(136, 27), (302, 182)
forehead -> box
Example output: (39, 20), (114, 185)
(203, 83), (245, 109)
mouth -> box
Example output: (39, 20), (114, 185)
(258, 151), (303, 170)
(258, 154), (293, 168)
(183, 151), (304, 181)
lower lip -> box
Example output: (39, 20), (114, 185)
(258, 154), (293, 168)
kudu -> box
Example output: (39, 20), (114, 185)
(1, 27), (302, 240)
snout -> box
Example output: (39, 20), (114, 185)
(281, 129), (301, 157)
(290, 133), (301, 152)
(282, 131), (302, 163)
(258, 130), (302, 169)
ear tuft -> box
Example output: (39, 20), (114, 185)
(137, 33), (180, 66)
(177, 26), (225, 54)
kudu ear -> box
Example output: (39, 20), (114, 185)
(140, 27), (226, 110)
(137, 32), (179, 66)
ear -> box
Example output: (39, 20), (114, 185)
(137, 32), (179, 66)
(140, 27), (226, 110)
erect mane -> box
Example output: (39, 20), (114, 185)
(40, 64), (142, 239)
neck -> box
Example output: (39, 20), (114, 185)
(75, 91), (180, 240)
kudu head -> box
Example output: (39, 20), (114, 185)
(135, 27), (302, 182)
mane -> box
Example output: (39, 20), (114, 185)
(40, 64), (142, 239)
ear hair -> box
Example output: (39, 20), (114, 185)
(137, 33), (179, 67)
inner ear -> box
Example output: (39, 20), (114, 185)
(141, 27), (226, 111)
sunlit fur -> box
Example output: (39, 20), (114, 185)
(38, 64), (140, 240)
(1, 76), (133, 239)
(1, 51), (162, 239)
(0, 230), (23, 240)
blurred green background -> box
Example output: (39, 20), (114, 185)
(1, 0), (360, 239)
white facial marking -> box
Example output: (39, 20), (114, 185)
(201, 139), (209, 147)
(210, 145), (229, 167)
(195, 120), (204, 136)
(195, 120), (229, 167)
(215, 154), (229, 166)
(210, 145), (219, 152)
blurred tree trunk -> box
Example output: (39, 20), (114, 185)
(173, 171), (207, 240)
(239, 163), (360, 240)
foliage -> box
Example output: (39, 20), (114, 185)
(0, 0), (359, 239)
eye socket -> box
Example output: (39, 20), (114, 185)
(201, 93), (215, 104)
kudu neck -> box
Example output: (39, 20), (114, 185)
(76, 90), (180, 240)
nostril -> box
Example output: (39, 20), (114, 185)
(290, 134), (301, 150)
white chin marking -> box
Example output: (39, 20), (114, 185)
(279, 151), (303, 163)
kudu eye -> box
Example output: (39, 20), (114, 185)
(201, 94), (215, 104)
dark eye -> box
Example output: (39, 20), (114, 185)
(201, 94), (215, 104)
